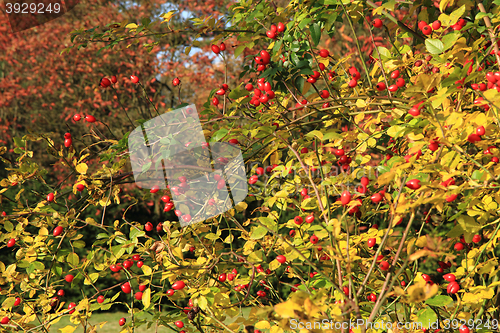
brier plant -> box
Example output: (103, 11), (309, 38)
(2, 0), (500, 332)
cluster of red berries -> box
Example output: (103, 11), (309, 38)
(265, 22), (285, 39)
(110, 255), (144, 273)
(246, 77), (276, 106)
(63, 132), (72, 148)
(212, 83), (230, 106)
(472, 71), (500, 93)
(73, 113), (96, 123)
(347, 66), (361, 88)
(248, 164), (277, 184)
(99, 75), (117, 88)
(217, 268), (238, 283)
(211, 42), (226, 54)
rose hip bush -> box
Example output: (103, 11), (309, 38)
(2, 0), (500, 332)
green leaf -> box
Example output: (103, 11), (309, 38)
(2, 297), (15, 308)
(73, 240), (86, 248)
(130, 228), (145, 240)
(323, 130), (342, 141)
(417, 307), (438, 329)
(211, 128), (228, 142)
(3, 221), (13, 232)
(67, 253), (79, 267)
(425, 39), (445, 54)
(305, 130), (324, 141)
(298, 18), (312, 30)
(442, 33), (459, 51)
(228, 88), (249, 100)
(425, 295), (453, 306)
(301, 197), (318, 210)
(310, 23), (321, 46)
(375, 46), (391, 59)
(250, 226), (268, 239)
(234, 45), (246, 58)
(141, 162), (152, 173)
(449, 5), (466, 25)
(111, 245), (125, 260)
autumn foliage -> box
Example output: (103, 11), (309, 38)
(2, 0), (500, 332)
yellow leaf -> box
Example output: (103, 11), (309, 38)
(275, 190), (288, 198)
(58, 325), (77, 333)
(270, 327), (284, 333)
(303, 298), (320, 318)
(142, 265), (152, 275)
(408, 132), (424, 141)
(354, 111), (365, 122)
(99, 198), (111, 207)
(198, 296), (208, 310)
(185, 46), (191, 55)
(274, 300), (302, 318)
(377, 171), (395, 186)
(255, 321), (271, 329)
(269, 259), (281, 271)
(234, 201), (248, 212)
(142, 288), (151, 308)
(415, 236), (427, 248)
(125, 23), (138, 29)
(160, 11), (176, 23)
(39, 227), (48, 236)
(407, 281), (438, 303)
(75, 163), (88, 174)
(439, 0), (453, 13)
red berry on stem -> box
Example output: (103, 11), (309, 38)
(476, 126), (485, 136)
(85, 115), (96, 123)
(373, 18), (383, 28)
(379, 261), (390, 271)
(100, 77), (111, 88)
(130, 75), (139, 83)
(422, 25), (432, 35)
(172, 281), (185, 290)
(376, 82), (386, 91)
(432, 20), (441, 30)
(65, 274), (74, 283)
(53, 226), (63, 237)
(121, 282), (131, 294)
(459, 325), (470, 333)
(340, 190), (351, 205)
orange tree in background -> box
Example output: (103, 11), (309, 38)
(2, 0), (500, 332)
